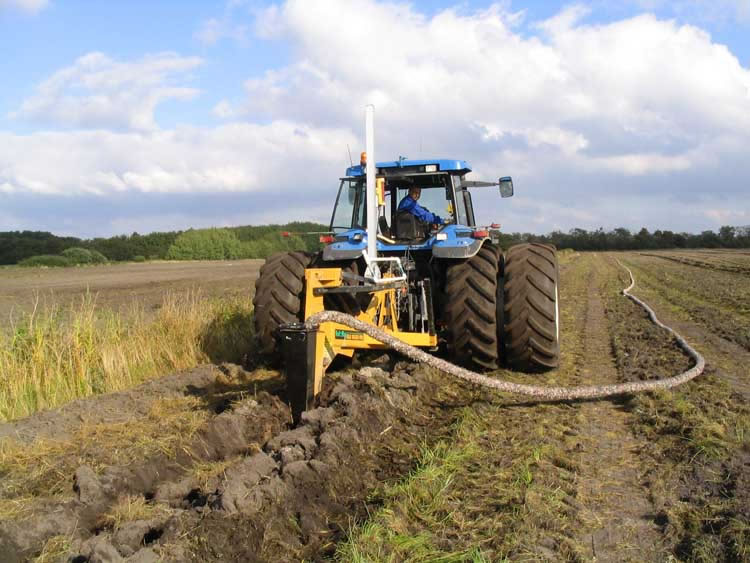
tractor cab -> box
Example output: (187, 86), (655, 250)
(324, 158), (514, 262)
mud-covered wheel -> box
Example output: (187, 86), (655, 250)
(502, 243), (560, 371)
(253, 251), (312, 359)
(444, 243), (501, 370)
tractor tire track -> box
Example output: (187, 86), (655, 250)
(571, 258), (667, 561)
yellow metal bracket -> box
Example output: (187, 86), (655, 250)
(280, 267), (437, 421)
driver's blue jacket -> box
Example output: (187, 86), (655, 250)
(397, 196), (443, 224)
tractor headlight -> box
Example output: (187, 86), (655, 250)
(425, 164), (437, 172)
(435, 233), (448, 241)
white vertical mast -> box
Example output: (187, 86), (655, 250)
(365, 105), (378, 276)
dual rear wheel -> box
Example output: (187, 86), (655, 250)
(253, 243), (560, 372)
(443, 242), (560, 371)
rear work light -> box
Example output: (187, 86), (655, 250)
(319, 235), (335, 243)
(472, 230), (489, 238)
(424, 164), (438, 172)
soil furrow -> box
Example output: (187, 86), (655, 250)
(1, 357), (474, 562)
(571, 259), (666, 561)
(602, 253), (750, 561)
(621, 257), (750, 400)
(334, 251), (595, 560)
(0, 365), (225, 443)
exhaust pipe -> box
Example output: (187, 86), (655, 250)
(365, 105), (378, 278)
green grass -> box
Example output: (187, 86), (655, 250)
(0, 290), (254, 421)
(336, 409), (494, 563)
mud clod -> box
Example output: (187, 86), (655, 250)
(74, 466), (106, 504)
(182, 362), (451, 561)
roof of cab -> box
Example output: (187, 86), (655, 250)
(345, 158), (471, 177)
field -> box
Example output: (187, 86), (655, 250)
(1, 251), (749, 562)
(0, 260), (264, 319)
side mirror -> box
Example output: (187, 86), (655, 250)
(499, 176), (514, 198)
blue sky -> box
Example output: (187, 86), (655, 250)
(1, 0), (749, 237)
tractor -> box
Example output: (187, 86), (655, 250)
(253, 108), (560, 419)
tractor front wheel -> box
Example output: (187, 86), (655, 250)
(502, 243), (560, 371)
(252, 251), (312, 360)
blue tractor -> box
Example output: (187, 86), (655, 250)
(253, 155), (560, 373)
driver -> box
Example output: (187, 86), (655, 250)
(397, 187), (445, 227)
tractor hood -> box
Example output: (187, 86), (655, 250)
(321, 225), (489, 261)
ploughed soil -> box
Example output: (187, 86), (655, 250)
(0, 260), (264, 318)
(1, 250), (749, 561)
(0, 357), (474, 562)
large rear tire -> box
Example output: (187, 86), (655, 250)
(502, 243), (560, 371)
(252, 251), (312, 359)
(443, 243), (501, 370)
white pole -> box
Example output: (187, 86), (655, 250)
(365, 105), (378, 275)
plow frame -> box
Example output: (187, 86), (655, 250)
(279, 267), (437, 421)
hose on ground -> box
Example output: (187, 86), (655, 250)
(304, 260), (705, 400)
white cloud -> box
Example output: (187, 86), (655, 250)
(0, 121), (357, 196)
(11, 52), (203, 131)
(705, 208), (749, 223)
(194, 0), (253, 46)
(0, 0), (47, 14)
(194, 17), (248, 46)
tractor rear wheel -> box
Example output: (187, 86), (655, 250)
(444, 242), (501, 370)
(502, 243), (560, 371)
(253, 251), (312, 360)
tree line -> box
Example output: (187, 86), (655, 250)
(0, 223), (326, 265)
(1, 224), (748, 266)
(500, 225), (750, 251)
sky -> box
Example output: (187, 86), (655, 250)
(1, 0), (749, 238)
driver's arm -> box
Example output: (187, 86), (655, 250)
(411, 201), (443, 224)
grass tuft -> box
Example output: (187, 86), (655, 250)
(0, 290), (254, 421)
(32, 534), (73, 563)
(99, 495), (172, 530)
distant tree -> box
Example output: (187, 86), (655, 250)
(166, 228), (243, 260)
(718, 225), (736, 247)
(18, 255), (72, 267)
(634, 228), (653, 249)
(89, 250), (108, 263)
(62, 247), (94, 264)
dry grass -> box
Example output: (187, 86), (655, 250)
(32, 534), (73, 563)
(0, 396), (208, 508)
(191, 456), (243, 490)
(99, 495), (172, 530)
(0, 290), (254, 421)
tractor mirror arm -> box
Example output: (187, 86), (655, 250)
(460, 177), (514, 198)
